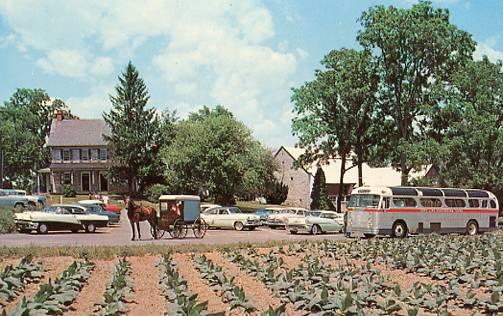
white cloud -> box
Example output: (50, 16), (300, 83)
(296, 48), (308, 59)
(474, 41), (503, 62)
(36, 49), (88, 78)
(0, 0), (298, 147)
(66, 84), (113, 118)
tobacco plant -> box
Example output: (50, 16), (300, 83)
(10, 260), (94, 315)
(0, 255), (43, 305)
(94, 257), (133, 316)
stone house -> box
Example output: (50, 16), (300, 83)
(274, 146), (432, 209)
(38, 112), (122, 194)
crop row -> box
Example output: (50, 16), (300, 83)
(94, 257), (133, 316)
(159, 254), (212, 315)
(0, 256), (43, 306)
(9, 260), (94, 315)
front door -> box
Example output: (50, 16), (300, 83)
(99, 173), (108, 192)
(81, 173), (90, 192)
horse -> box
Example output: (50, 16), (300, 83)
(124, 196), (158, 241)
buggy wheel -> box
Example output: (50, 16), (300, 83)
(193, 217), (208, 239)
(172, 219), (188, 239)
(150, 225), (165, 239)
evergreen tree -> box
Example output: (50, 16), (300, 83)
(103, 62), (160, 195)
(265, 179), (288, 205)
(310, 166), (333, 210)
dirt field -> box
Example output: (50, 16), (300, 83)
(1, 233), (501, 315)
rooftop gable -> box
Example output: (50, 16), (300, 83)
(47, 119), (110, 147)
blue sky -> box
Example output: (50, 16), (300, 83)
(0, 0), (501, 147)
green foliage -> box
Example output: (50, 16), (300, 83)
(94, 257), (132, 315)
(357, 1), (476, 184)
(0, 89), (73, 189)
(0, 255), (43, 305)
(162, 106), (276, 205)
(310, 166), (333, 210)
(103, 62), (163, 194)
(144, 183), (170, 203)
(10, 260), (94, 315)
(265, 180), (288, 205)
(63, 185), (77, 198)
(0, 207), (16, 233)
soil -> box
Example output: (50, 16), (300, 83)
(172, 253), (229, 314)
(0, 257), (21, 271)
(67, 259), (115, 315)
(1, 256), (75, 313)
(127, 256), (165, 316)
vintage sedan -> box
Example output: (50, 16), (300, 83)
(15, 204), (109, 234)
(78, 203), (120, 224)
(78, 199), (123, 214)
(2, 189), (47, 209)
(287, 210), (344, 235)
(0, 190), (28, 211)
(266, 207), (308, 229)
(201, 206), (260, 231)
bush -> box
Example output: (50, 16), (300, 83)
(265, 180), (288, 205)
(63, 185), (77, 197)
(0, 207), (16, 233)
(144, 184), (169, 203)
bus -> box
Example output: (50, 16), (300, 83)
(346, 186), (499, 238)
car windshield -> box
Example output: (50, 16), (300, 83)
(228, 208), (242, 214)
(306, 211), (321, 217)
(348, 194), (381, 208)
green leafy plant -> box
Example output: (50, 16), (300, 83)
(0, 255), (43, 305)
(94, 257), (133, 315)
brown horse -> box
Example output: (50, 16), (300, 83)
(124, 196), (157, 241)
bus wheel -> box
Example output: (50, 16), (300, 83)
(392, 221), (408, 238)
(466, 220), (478, 236)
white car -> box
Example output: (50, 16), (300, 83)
(266, 207), (308, 229)
(200, 203), (221, 213)
(287, 210), (344, 235)
(15, 204), (109, 234)
(201, 206), (260, 231)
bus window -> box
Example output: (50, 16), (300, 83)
(482, 200), (488, 208)
(392, 197), (417, 207)
(381, 197), (390, 209)
(420, 198), (442, 207)
(468, 199), (480, 208)
(348, 194), (380, 208)
(490, 200), (496, 208)
(445, 199), (466, 208)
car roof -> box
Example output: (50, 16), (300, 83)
(159, 195), (200, 201)
(78, 199), (104, 205)
(50, 204), (87, 210)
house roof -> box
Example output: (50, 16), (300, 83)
(279, 146), (431, 186)
(47, 119), (110, 147)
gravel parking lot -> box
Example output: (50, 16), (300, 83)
(0, 210), (347, 247)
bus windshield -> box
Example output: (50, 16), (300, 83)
(348, 194), (380, 208)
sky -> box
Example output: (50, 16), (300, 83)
(0, 0), (502, 148)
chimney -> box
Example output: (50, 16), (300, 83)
(56, 110), (63, 121)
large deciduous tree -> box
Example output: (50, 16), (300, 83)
(357, 1), (476, 184)
(103, 62), (161, 195)
(0, 89), (72, 189)
(292, 48), (380, 212)
(162, 106), (276, 205)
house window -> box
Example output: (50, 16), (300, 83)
(62, 173), (71, 185)
(99, 148), (107, 160)
(52, 149), (62, 161)
(63, 149), (71, 161)
(81, 149), (90, 161)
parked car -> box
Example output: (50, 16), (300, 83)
(200, 203), (221, 213)
(266, 207), (308, 229)
(78, 199), (123, 214)
(255, 208), (271, 225)
(78, 203), (120, 224)
(2, 189), (47, 209)
(287, 210), (344, 235)
(201, 206), (260, 231)
(15, 204), (109, 234)
(0, 190), (28, 211)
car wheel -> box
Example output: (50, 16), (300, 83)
(85, 223), (96, 233)
(466, 220), (478, 236)
(392, 221), (408, 238)
(14, 203), (25, 213)
(311, 225), (321, 235)
(37, 223), (48, 234)
(234, 221), (244, 231)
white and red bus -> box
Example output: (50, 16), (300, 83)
(346, 186), (499, 238)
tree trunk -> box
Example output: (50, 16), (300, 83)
(400, 153), (408, 185)
(337, 155), (346, 213)
(358, 160), (363, 187)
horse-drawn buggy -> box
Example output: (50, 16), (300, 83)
(152, 195), (208, 239)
